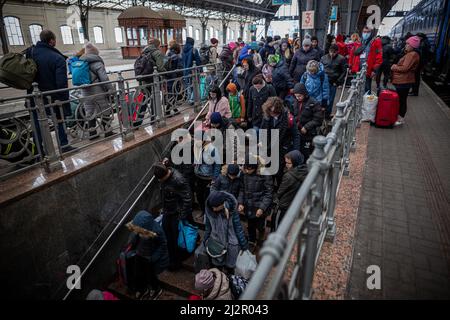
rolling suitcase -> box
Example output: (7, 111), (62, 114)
(374, 89), (399, 128)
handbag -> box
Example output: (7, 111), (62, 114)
(177, 220), (198, 253)
(205, 237), (227, 258)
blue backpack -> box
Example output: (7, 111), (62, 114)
(71, 60), (91, 85)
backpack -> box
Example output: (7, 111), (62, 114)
(71, 60), (91, 86)
(134, 51), (155, 80)
(199, 45), (211, 65)
(0, 48), (37, 90)
(116, 239), (139, 292)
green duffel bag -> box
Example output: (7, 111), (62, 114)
(0, 49), (37, 90)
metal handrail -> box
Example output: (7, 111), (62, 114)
(241, 65), (367, 300)
(60, 64), (236, 300)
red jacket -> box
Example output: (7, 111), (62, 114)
(348, 37), (383, 77)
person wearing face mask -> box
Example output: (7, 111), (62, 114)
(289, 38), (321, 82)
(390, 35), (420, 125)
(247, 75), (277, 129)
(272, 150), (308, 230)
(290, 83), (324, 160)
(204, 191), (249, 273)
(124, 210), (170, 300)
(321, 44), (348, 119)
(350, 26), (383, 93)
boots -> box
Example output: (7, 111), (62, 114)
(88, 119), (98, 140)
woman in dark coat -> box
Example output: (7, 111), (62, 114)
(289, 38), (321, 82)
(125, 210), (170, 300)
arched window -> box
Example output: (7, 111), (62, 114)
(60, 25), (74, 45)
(182, 28), (187, 42)
(188, 26), (193, 38)
(76, 21), (85, 44)
(29, 24), (42, 45)
(114, 27), (123, 43)
(4, 16), (24, 45)
(93, 26), (104, 44)
(215, 29), (219, 40)
(205, 29), (209, 41)
(210, 27), (214, 39)
(195, 29), (200, 41)
(231, 30), (235, 41)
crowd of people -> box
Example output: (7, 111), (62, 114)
(13, 27), (431, 300)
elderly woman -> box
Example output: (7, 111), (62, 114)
(79, 42), (114, 139)
(391, 35), (420, 125)
(194, 268), (233, 300)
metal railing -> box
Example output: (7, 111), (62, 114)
(0, 62), (225, 180)
(241, 64), (367, 300)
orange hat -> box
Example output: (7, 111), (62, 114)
(226, 82), (237, 93)
(242, 59), (249, 66)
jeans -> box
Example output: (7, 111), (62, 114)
(327, 84), (337, 116)
(394, 84), (411, 118)
(365, 76), (373, 93)
(162, 213), (181, 270)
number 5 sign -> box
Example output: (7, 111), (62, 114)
(302, 10), (315, 29)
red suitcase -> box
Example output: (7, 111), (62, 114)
(374, 89), (399, 128)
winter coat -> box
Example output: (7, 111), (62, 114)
(247, 83), (277, 127)
(182, 38), (202, 76)
(276, 45), (293, 67)
(242, 59), (262, 101)
(260, 108), (301, 157)
(204, 191), (249, 268)
(25, 41), (70, 116)
(381, 37), (395, 67)
(127, 211), (170, 275)
(289, 95), (324, 140)
(253, 52), (263, 69)
(209, 46), (219, 64)
(271, 59), (295, 95)
(276, 165), (308, 210)
(391, 50), (420, 85)
(211, 171), (243, 199)
(300, 64), (330, 105)
(347, 41), (362, 74)
(194, 142), (221, 180)
(203, 268), (233, 300)
(143, 44), (166, 73)
(165, 49), (183, 78)
(349, 36), (383, 77)
(313, 46), (325, 59)
(160, 168), (192, 219)
(238, 172), (273, 219)
(206, 96), (231, 122)
(321, 53), (348, 85)
(219, 45), (234, 72)
(79, 54), (114, 117)
(289, 48), (321, 81)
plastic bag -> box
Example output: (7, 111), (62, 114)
(361, 91), (378, 122)
(177, 220), (198, 253)
(235, 250), (257, 279)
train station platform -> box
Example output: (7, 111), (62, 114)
(347, 83), (450, 299)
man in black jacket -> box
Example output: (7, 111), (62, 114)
(247, 75), (277, 129)
(320, 44), (348, 118)
(154, 163), (193, 271)
(376, 36), (395, 89)
(290, 83), (324, 160)
(210, 164), (242, 199)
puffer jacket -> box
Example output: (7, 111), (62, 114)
(204, 192), (249, 263)
(320, 53), (348, 85)
(127, 210), (170, 275)
(182, 37), (202, 76)
(350, 36), (383, 77)
(143, 44), (166, 73)
(203, 268), (233, 300)
(271, 59), (295, 95)
(211, 170), (243, 199)
(79, 54), (114, 116)
(242, 58), (262, 101)
(300, 64), (330, 104)
(391, 50), (420, 85)
(277, 165), (308, 210)
(247, 83), (277, 127)
(160, 168), (192, 218)
(289, 95), (324, 140)
(289, 47), (321, 81)
(206, 96), (231, 123)
(238, 172), (273, 219)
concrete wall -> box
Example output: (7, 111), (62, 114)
(0, 133), (172, 300)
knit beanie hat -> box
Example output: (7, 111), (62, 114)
(210, 112), (223, 125)
(293, 82), (308, 96)
(267, 54), (280, 65)
(406, 36), (421, 49)
(227, 164), (240, 176)
(302, 38), (312, 47)
(85, 42), (99, 55)
(207, 191), (227, 208)
(285, 150), (305, 167)
(229, 42), (238, 51)
(153, 163), (169, 179)
(195, 269), (215, 291)
(226, 82), (238, 94)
